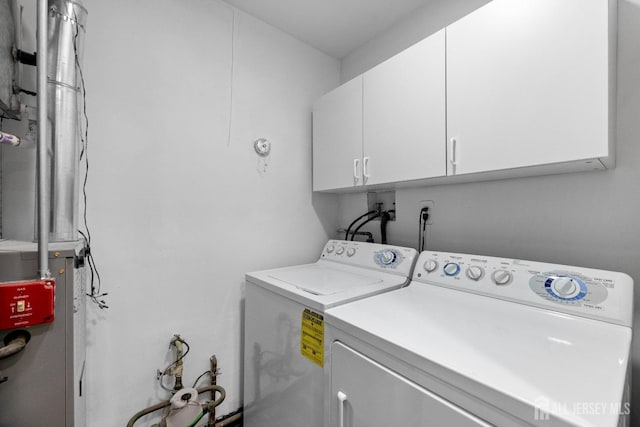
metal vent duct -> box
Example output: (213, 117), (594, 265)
(0, 0), (17, 114)
(46, 0), (86, 242)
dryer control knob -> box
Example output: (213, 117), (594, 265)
(326, 244), (335, 254)
(466, 266), (484, 281)
(492, 270), (513, 286)
(346, 247), (356, 257)
(551, 277), (578, 297)
(443, 262), (461, 277)
(336, 246), (345, 255)
(423, 259), (439, 273)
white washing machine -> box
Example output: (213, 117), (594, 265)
(324, 250), (633, 427)
(243, 240), (417, 427)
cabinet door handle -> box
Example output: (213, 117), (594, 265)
(449, 138), (458, 175)
(353, 158), (360, 185)
(363, 156), (370, 183)
(337, 391), (348, 427)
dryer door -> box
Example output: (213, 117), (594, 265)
(330, 342), (490, 427)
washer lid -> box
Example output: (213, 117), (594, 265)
(269, 264), (382, 295)
(246, 260), (408, 310)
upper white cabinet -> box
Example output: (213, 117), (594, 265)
(312, 30), (446, 192)
(312, 76), (363, 191)
(363, 30), (446, 186)
(446, 0), (614, 176)
(312, 0), (615, 192)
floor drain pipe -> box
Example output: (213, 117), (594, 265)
(36, 0), (50, 279)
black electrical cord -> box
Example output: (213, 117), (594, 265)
(71, 11), (107, 310)
(344, 209), (377, 240)
(192, 370), (212, 388)
(351, 212), (383, 240)
(78, 230), (107, 309)
(419, 208), (429, 251)
(17, 87), (37, 97)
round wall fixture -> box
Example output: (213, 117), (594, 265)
(254, 138), (271, 156)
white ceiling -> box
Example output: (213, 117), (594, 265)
(220, 0), (432, 58)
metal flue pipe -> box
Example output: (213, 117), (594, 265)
(36, 0), (86, 276)
(47, 0), (87, 242)
(36, 0), (50, 279)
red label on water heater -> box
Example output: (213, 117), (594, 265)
(0, 279), (55, 330)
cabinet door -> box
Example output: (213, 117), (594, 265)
(447, 0), (610, 175)
(363, 30), (446, 185)
(330, 342), (490, 427)
(312, 77), (363, 191)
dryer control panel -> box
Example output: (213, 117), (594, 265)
(321, 240), (417, 277)
(412, 251), (633, 327)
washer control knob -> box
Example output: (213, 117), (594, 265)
(379, 250), (397, 265)
(466, 265), (484, 281)
(551, 277), (578, 297)
(336, 246), (345, 255)
(492, 270), (513, 286)
(423, 259), (439, 273)
(443, 262), (461, 277)
(346, 247), (356, 257)
(326, 244), (335, 254)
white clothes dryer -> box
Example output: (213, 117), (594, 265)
(324, 251), (633, 427)
(243, 240), (417, 427)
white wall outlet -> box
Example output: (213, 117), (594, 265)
(419, 200), (435, 225)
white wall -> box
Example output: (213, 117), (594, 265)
(336, 0), (640, 422)
(81, 0), (339, 424)
(340, 0), (491, 82)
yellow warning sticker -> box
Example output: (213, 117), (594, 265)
(301, 308), (324, 367)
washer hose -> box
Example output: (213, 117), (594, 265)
(351, 212), (383, 240)
(0, 330), (30, 360)
(345, 210), (377, 240)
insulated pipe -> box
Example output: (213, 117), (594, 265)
(0, 338), (26, 359)
(0, 336), (27, 359)
(36, 0), (50, 279)
(0, 331), (30, 360)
